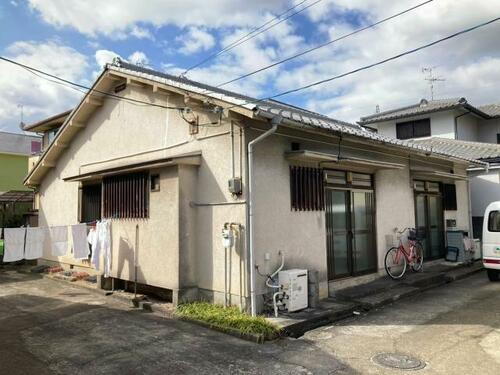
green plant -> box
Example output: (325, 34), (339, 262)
(176, 302), (280, 338)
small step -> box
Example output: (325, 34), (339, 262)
(268, 301), (358, 338)
(333, 278), (395, 300)
(402, 272), (448, 288)
(355, 285), (419, 309)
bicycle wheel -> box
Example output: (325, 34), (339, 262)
(385, 247), (407, 279)
(411, 241), (424, 272)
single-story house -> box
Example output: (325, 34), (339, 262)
(24, 60), (487, 314)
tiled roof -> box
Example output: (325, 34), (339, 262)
(358, 97), (500, 124)
(110, 61), (486, 166)
(478, 103), (500, 118)
(410, 137), (500, 162)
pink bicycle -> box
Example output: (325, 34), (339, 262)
(385, 228), (424, 279)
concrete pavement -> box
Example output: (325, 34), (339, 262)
(0, 269), (350, 374)
(303, 271), (500, 374)
(1, 268), (499, 374)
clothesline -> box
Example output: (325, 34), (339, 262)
(1, 220), (112, 276)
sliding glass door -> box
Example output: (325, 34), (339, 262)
(325, 188), (376, 280)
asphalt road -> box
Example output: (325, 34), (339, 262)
(0, 268), (499, 375)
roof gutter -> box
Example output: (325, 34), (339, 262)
(257, 109), (488, 169)
(247, 113), (282, 317)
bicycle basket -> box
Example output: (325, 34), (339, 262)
(407, 228), (417, 241)
(408, 228), (425, 241)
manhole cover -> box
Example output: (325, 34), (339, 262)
(372, 353), (426, 370)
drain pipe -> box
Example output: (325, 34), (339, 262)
(248, 115), (282, 316)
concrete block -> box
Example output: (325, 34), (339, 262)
(98, 276), (113, 290)
(308, 270), (320, 308)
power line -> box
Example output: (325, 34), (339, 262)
(181, 0), (321, 75)
(205, 0), (434, 92)
(223, 16), (500, 111)
(0, 56), (186, 111)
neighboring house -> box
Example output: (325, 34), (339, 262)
(24, 61), (485, 313)
(0, 131), (41, 227)
(359, 97), (500, 239)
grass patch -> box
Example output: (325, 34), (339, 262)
(176, 302), (280, 338)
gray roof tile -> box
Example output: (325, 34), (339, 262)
(110, 61), (486, 166)
(410, 137), (500, 161)
(478, 103), (500, 117)
(359, 97), (500, 124)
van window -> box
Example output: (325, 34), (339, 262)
(488, 210), (500, 232)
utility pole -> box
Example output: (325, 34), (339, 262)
(422, 67), (445, 100)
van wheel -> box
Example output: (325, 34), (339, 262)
(487, 269), (500, 281)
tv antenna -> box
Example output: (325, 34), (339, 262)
(422, 67), (445, 100)
(17, 104), (27, 131)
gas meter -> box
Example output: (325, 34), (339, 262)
(222, 228), (234, 248)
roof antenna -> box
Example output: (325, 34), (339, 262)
(17, 104), (26, 132)
(422, 66), (445, 100)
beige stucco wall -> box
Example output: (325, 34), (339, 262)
(35, 76), (473, 311)
(37, 82), (247, 302)
(248, 125), (471, 304)
(375, 166), (416, 269)
(251, 130), (328, 301)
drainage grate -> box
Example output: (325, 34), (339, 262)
(372, 353), (426, 370)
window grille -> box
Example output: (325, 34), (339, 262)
(103, 172), (149, 218)
(290, 166), (324, 211)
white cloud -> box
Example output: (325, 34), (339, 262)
(95, 49), (121, 69)
(128, 51), (149, 66)
(130, 25), (154, 40)
(0, 41), (88, 133)
(270, 0), (500, 121)
(9, 0), (500, 130)
(176, 27), (215, 55)
(27, 0), (288, 38)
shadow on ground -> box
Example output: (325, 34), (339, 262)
(0, 269), (358, 375)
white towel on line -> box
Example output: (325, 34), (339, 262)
(3, 228), (26, 262)
(88, 227), (100, 269)
(100, 221), (111, 277)
(71, 224), (90, 260)
(50, 226), (68, 256)
(25, 227), (46, 260)
(88, 220), (112, 275)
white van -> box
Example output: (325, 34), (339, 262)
(482, 201), (500, 281)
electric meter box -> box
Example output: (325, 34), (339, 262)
(278, 269), (308, 312)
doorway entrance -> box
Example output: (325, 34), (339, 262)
(414, 181), (445, 259)
(325, 171), (376, 280)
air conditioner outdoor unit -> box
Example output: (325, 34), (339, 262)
(278, 269), (308, 312)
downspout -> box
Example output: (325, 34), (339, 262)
(247, 115), (282, 317)
(454, 111), (470, 140)
(230, 121), (235, 179)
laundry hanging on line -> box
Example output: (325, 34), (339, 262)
(25, 227), (46, 260)
(71, 224), (90, 260)
(50, 226), (68, 257)
(89, 220), (111, 277)
(2, 228), (26, 262)
(1, 222), (112, 272)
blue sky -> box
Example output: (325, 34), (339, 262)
(1, 0), (499, 133)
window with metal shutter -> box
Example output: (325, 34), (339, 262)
(443, 183), (457, 210)
(81, 184), (102, 223)
(290, 166), (324, 211)
(103, 172), (149, 218)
